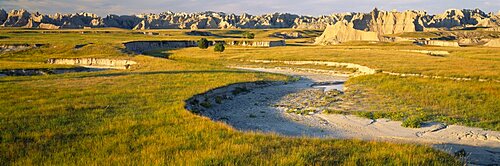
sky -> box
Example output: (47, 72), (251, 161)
(0, 0), (499, 16)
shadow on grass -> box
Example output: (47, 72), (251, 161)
(0, 70), (266, 83)
(223, 30), (245, 35)
(142, 49), (174, 59)
(433, 143), (500, 165)
(286, 43), (312, 47)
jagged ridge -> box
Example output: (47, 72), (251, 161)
(0, 8), (499, 31)
(315, 8), (500, 45)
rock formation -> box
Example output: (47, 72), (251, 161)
(0, 8), (498, 32)
(225, 40), (286, 47)
(416, 40), (460, 47)
(314, 20), (380, 45)
(124, 40), (199, 53)
(272, 31), (304, 39)
(47, 58), (137, 69)
(315, 8), (500, 45)
(0, 9), (339, 30)
(124, 40), (286, 53)
(0, 9), (7, 24)
(484, 39), (500, 47)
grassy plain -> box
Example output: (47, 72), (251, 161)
(169, 36), (500, 130)
(2, 28), (497, 164)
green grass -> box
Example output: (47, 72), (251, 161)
(169, 37), (499, 130)
(170, 44), (500, 80)
(345, 75), (500, 130)
(0, 29), (480, 164)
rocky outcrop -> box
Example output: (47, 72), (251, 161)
(428, 9), (495, 28)
(484, 39), (500, 47)
(0, 9), (7, 24)
(272, 32), (304, 39)
(315, 8), (500, 44)
(2, 8), (497, 30)
(47, 58), (137, 69)
(124, 40), (286, 53)
(38, 23), (60, 29)
(416, 40), (460, 47)
(124, 40), (199, 53)
(225, 40), (286, 47)
(315, 9), (428, 44)
(2, 9), (33, 27)
(0, 9), (338, 30)
(314, 21), (379, 45)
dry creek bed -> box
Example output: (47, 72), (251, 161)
(186, 66), (500, 165)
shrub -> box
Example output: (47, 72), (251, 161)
(402, 116), (424, 128)
(198, 38), (209, 49)
(356, 111), (374, 119)
(242, 32), (255, 39)
(214, 42), (225, 53)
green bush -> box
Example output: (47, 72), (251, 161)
(214, 42), (225, 53)
(198, 38), (209, 49)
(242, 32), (255, 39)
(402, 116), (424, 128)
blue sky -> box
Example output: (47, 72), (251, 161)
(1, 0), (499, 16)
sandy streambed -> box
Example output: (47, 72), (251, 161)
(186, 66), (499, 165)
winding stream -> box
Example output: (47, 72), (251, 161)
(187, 66), (500, 165)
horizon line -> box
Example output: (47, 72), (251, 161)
(0, 7), (497, 18)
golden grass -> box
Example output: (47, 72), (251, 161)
(170, 39), (500, 130)
(0, 29), (475, 164)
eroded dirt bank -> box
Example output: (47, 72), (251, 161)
(186, 66), (500, 165)
(47, 58), (137, 69)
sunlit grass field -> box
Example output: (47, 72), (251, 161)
(2, 28), (498, 164)
(170, 41), (500, 130)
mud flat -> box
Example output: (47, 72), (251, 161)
(186, 66), (500, 165)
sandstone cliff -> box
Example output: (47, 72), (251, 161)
(315, 8), (500, 44)
(124, 40), (286, 53)
(0, 9), (339, 30)
(47, 58), (137, 69)
(484, 39), (500, 47)
(1, 8), (498, 31)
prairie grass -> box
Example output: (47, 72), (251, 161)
(170, 44), (500, 80)
(0, 29), (482, 164)
(170, 36), (499, 130)
(346, 74), (500, 130)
